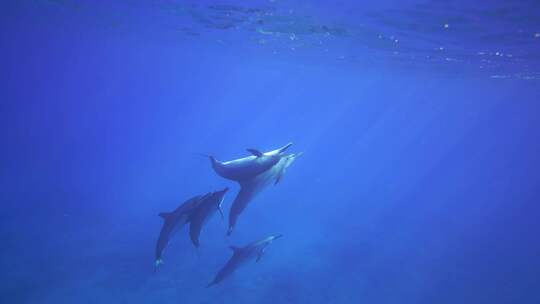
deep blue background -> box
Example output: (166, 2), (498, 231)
(1, 1), (539, 303)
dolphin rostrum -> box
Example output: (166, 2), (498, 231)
(155, 194), (207, 269)
(207, 234), (283, 287)
(209, 143), (301, 235)
(187, 187), (228, 248)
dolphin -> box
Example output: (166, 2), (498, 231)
(209, 142), (293, 182)
(154, 193), (212, 269)
(187, 187), (229, 248)
(208, 143), (300, 235)
(227, 151), (301, 235)
(207, 234), (283, 287)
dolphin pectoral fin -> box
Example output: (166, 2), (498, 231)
(246, 148), (263, 157)
(274, 164), (289, 185)
(256, 248), (267, 262)
(189, 218), (203, 248)
(275, 171), (283, 185)
(256, 252), (264, 262)
(218, 206), (225, 221)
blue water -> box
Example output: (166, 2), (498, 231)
(1, 0), (540, 303)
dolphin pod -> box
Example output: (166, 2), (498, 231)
(153, 143), (300, 286)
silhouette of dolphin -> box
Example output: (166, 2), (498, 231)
(227, 151), (301, 235)
(207, 234), (283, 287)
(155, 194), (208, 269)
(209, 142), (293, 182)
(208, 143), (300, 235)
(187, 187), (228, 248)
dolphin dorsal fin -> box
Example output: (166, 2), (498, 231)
(246, 149), (263, 157)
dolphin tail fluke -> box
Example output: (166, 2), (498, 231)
(208, 155), (223, 174)
(154, 259), (164, 272)
(194, 153), (219, 167)
(226, 225), (234, 236)
(206, 281), (217, 288)
(194, 152), (218, 166)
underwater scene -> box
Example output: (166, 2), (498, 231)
(1, 0), (540, 303)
